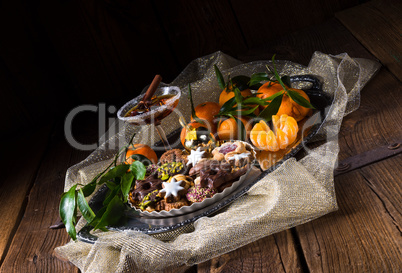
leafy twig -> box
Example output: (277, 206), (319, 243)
(59, 132), (148, 240)
(249, 55), (315, 121)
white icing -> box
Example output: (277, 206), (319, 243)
(186, 147), (205, 166)
(227, 152), (251, 161)
(160, 178), (184, 197)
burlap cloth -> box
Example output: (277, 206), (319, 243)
(55, 51), (380, 272)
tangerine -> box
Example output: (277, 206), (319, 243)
(257, 82), (311, 121)
(250, 114), (298, 151)
(125, 144), (158, 165)
(219, 87), (253, 107)
(217, 116), (252, 141)
(191, 101), (221, 133)
(256, 82), (283, 100)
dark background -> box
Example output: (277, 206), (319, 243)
(0, 0), (367, 143)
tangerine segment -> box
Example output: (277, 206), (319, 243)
(250, 114), (299, 151)
(258, 130), (279, 152)
(249, 123), (264, 150)
(272, 114), (298, 144)
(274, 128), (289, 150)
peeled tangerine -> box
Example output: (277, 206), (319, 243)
(250, 114), (298, 152)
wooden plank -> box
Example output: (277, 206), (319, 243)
(336, 0), (402, 81)
(359, 156), (402, 232)
(0, 122), (53, 265)
(0, 118), (98, 272)
(238, 18), (375, 69)
(231, 0), (361, 49)
(198, 230), (303, 272)
(295, 155), (402, 272)
(153, 0), (248, 68)
(338, 67), (402, 160)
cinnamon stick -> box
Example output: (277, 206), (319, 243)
(141, 74), (162, 103)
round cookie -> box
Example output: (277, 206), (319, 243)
(212, 141), (255, 167)
(159, 149), (188, 164)
(157, 162), (187, 181)
(129, 176), (163, 205)
(186, 185), (217, 203)
(137, 189), (161, 211)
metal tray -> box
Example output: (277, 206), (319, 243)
(77, 75), (333, 244)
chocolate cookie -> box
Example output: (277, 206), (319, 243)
(186, 185), (217, 202)
(157, 162), (188, 180)
(129, 175), (163, 205)
(193, 160), (248, 191)
(159, 149), (188, 164)
(189, 159), (231, 177)
(137, 189), (162, 211)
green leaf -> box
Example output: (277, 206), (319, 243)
(188, 84), (205, 125)
(77, 189), (96, 223)
(188, 83), (196, 116)
(88, 206), (106, 229)
(59, 185), (77, 240)
(258, 93), (284, 121)
(129, 161), (147, 180)
(98, 164), (130, 185)
(214, 64), (226, 89)
(231, 75), (250, 91)
(233, 115), (247, 141)
(218, 97), (236, 115)
(242, 96), (269, 106)
(287, 90), (315, 109)
(232, 86), (244, 104)
(224, 105), (259, 117)
(261, 90), (285, 102)
(94, 195), (125, 231)
(103, 184), (121, 206)
(249, 72), (270, 86)
(121, 172), (135, 202)
(193, 116), (206, 125)
(105, 179), (118, 189)
(241, 105), (259, 115)
(81, 181), (96, 197)
(268, 55), (288, 91)
(281, 75), (291, 87)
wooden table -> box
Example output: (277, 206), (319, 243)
(0, 1), (401, 272)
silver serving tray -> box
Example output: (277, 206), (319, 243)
(77, 75), (332, 244)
